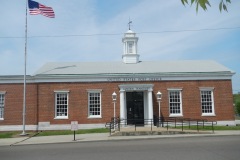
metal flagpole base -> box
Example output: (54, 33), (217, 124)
(20, 131), (28, 136)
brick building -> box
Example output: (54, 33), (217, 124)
(0, 29), (235, 131)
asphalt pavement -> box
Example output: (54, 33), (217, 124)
(0, 130), (240, 146)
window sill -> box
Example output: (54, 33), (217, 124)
(169, 114), (183, 117)
(201, 114), (216, 117)
(0, 118), (4, 121)
(54, 117), (68, 120)
(88, 116), (102, 119)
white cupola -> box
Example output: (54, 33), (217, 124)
(122, 29), (139, 64)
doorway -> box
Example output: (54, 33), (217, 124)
(126, 92), (144, 125)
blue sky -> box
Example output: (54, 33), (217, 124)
(0, 0), (239, 93)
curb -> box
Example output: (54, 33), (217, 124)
(1, 131), (240, 147)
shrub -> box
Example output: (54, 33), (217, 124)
(236, 101), (240, 116)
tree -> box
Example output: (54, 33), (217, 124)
(181, 0), (231, 12)
(236, 101), (240, 116)
(234, 94), (240, 116)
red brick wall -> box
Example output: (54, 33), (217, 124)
(0, 79), (235, 127)
(0, 83), (37, 125)
(152, 80), (234, 121)
(37, 82), (120, 125)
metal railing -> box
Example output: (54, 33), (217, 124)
(106, 117), (217, 136)
(105, 117), (120, 136)
(159, 117), (216, 133)
(106, 118), (154, 136)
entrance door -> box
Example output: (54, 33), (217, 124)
(126, 92), (144, 125)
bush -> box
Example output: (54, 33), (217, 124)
(236, 101), (240, 116)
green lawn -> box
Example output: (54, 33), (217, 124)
(37, 128), (109, 136)
(0, 128), (109, 139)
(0, 132), (15, 139)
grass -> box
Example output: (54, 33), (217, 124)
(0, 132), (15, 139)
(170, 125), (240, 131)
(0, 131), (37, 139)
(0, 128), (109, 139)
(37, 128), (109, 136)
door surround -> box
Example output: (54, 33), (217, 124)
(118, 84), (154, 125)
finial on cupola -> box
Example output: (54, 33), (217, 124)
(128, 18), (132, 30)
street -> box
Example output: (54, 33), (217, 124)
(1, 135), (239, 160)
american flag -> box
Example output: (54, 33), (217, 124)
(28, 0), (55, 18)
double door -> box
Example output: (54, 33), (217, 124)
(126, 92), (144, 125)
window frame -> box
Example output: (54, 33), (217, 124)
(87, 89), (102, 119)
(168, 89), (183, 117)
(200, 87), (215, 116)
(54, 91), (69, 119)
(0, 91), (6, 120)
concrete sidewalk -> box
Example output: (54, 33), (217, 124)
(0, 130), (240, 147)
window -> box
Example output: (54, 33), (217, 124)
(0, 92), (5, 120)
(55, 91), (69, 119)
(88, 90), (102, 118)
(128, 42), (133, 53)
(168, 89), (183, 116)
(200, 88), (215, 116)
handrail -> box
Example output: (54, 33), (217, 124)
(106, 117), (216, 135)
(160, 117), (216, 133)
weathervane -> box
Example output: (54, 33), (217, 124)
(128, 19), (132, 30)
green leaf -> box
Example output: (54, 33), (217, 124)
(181, 0), (189, 5)
(223, 3), (228, 12)
(198, 0), (209, 11)
(219, 1), (223, 12)
(196, 2), (199, 12)
(206, 0), (211, 7)
(226, 0), (231, 4)
(191, 0), (195, 5)
(181, 0), (230, 12)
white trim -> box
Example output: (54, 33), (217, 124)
(169, 114), (183, 117)
(0, 91), (6, 94)
(118, 84), (154, 123)
(0, 92), (5, 119)
(0, 71), (234, 84)
(148, 89), (153, 123)
(54, 90), (70, 93)
(167, 88), (183, 91)
(88, 116), (102, 119)
(87, 89), (103, 92)
(119, 84), (154, 91)
(54, 117), (69, 120)
(199, 87), (215, 91)
(201, 113), (216, 117)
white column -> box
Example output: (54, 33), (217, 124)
(120, 90), (125, 124)
(148, 88), (153, 124)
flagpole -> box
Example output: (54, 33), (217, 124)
(21, 0), (28, 136)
